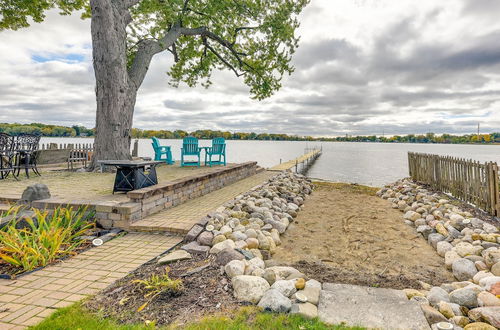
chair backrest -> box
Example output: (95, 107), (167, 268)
(0, 133), (14, 153)
(211, 137), (225, 154)
(183, 136), (199, 154)
(14, 134), (40, 152)
(151, 137), (161, 149)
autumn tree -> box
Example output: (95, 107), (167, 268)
(0, 0), (309, 168)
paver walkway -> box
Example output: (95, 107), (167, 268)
(131, 171), (275, 233)
(318, 283), (430, 329)
(0, 233), (181, 329)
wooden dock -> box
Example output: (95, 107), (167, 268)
(269, 149), (322, 172)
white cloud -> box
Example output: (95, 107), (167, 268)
(1, 0), (500, 136)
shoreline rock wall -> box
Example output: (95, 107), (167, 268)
(378, 178), (500, 329)
(180, 171), (322, 319)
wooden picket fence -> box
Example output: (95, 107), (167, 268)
(408, 152), (500, 216)
(39, 143), (93, 151)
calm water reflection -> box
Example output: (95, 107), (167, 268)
(41, 137), (500, 187)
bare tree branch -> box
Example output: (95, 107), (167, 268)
(203, 38), (244, 77)
(167, 42), (179, 62)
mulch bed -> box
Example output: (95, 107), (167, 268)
(85, 253), (242, 327)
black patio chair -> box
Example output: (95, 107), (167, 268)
(12, 134), (41, 179)
(0, 133), (15, 180)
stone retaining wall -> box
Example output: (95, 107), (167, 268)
(0, 162), (261, 230)
(96, 161), (260, 229)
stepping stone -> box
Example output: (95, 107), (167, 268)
(318, 283), (430, 330)
(181, 241), (210, 254)
(157, 250), (192, 264)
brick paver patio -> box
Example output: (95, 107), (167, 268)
(0, 163), (222, 201)
(130, 171), (275, 233)
(0, 233), (181, 329)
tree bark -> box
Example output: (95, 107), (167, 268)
(89, 0), (136, 170)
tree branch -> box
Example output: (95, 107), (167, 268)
(231, 26), (260, 46)
(203, 38), (244, 77)
(128, 24), (182, 89)
(167, 42), (179, 62)
(179, 26), (260, 78)
(128, 25), (256, 89)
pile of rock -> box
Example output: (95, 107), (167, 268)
(180, 172), (321, 318)
(378, 178), (500, 329)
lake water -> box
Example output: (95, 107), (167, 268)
(40, 137), (500, 187)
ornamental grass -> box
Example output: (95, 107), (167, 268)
(0, 206), (94, 273)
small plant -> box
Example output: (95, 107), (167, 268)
(134, 267), (184, 298)
(0, 206), (95, 273)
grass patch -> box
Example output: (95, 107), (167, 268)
(31, 303), (365, 330)
(312, 181), (379, 196)
(30, 303), (150, 330)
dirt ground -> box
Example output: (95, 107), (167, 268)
(86, 254), (242, 327)
(273, 182), (455, 289)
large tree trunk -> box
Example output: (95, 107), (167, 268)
(89, 0), (137, 170)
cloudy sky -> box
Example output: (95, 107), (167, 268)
(1, 0), (499, 137)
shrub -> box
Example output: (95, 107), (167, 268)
(0, 206), (94, 273)
(134, 267), (184, 298)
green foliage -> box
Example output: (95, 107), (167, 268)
(133, 267), (184, 298)
(0, 0), (309, 100)
(2, 122), (499, 144)
(0, 206), (94, 273)
(133, 0), (311, 99)
(0, 122), (94, 137)
(32, 303), (364, 330)
(0, 0), (89, 30)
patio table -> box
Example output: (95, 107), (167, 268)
(98, 160), (163, 193)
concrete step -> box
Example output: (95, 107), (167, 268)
(318, 283), (430, 330)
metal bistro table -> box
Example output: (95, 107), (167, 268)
(98, 160), (163, 193)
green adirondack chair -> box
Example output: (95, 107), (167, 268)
(151, 137), (174, 164)
(205, 137), (226, 167)
(181, 136), (202, 167)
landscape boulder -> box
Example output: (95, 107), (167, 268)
(427, 286), (450, 307)
(21, 183), (50, 202)
(232, 275), (270, 303)
(215, 248), (244, 265)
(210, 239), (236, 254)
(468, 306), (500, 328)
(157, 250), (191, 264)
(270, 280), (297, 297)
(290, 302), (318, 319)
(449, 287), (479, 308)
(257, 289), (292, 313)
(225, 260), (245, 278)
(452, 258), (478, 281)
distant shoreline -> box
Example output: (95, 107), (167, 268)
(39, 136), (500, 146)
